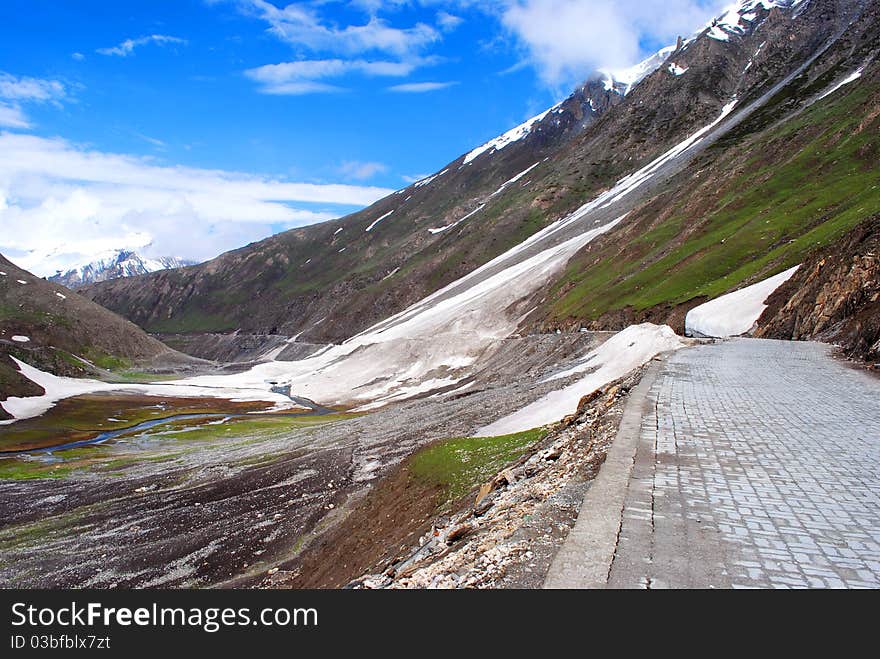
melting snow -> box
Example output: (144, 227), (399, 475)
(11, 335), (30, 343)
(685, 266), (800, 337)
(366, 210), (394, 232)
(414, 170), (447, 188)
(2, 96), (743, 417)
(816, 66), (865, 102)
(706, 0), (805, 41)
(475, 324), (684, 437)
(428, 204), (486, 235)
(463, 106), (558, 165)
(600, 45), (677, 95)
(0, 357), (297, 423)
(490, 162), (541, 198)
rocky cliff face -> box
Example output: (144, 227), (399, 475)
(757, 216), (880, 362)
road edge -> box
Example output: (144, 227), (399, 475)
(542, 355), (666, 589)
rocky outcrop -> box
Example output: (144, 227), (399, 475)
(757, 216), (880, 363)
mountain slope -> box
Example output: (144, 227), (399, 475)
(534, 13), (880, 334)
(0, 254), (196, 416)
(48, 250), (197, 289)
(83, 0), (877, 360)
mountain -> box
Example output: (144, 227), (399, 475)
(48, 249), (196, 289)
(0, 254), (197, 417)
(82, 0), (880, 363)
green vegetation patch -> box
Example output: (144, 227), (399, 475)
(547, 76), (880, 322)
(409, 428), (548, 503)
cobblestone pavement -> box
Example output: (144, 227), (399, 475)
(608, 339), (880, 589)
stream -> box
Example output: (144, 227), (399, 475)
(1, 391), (338, 456)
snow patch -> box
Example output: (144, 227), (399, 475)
(668, 63), (688, 76)
(11, 335), (30, 343)
(685, 266), (800, 338)
(490, 162), (540, 198)
(475, 324), (684, 437)
(0, 357), (296, 423)
(815, 66), (865, 102)
(463, 106), (557, 165)
(600, 45), (676, 95)
(365, 210), (394, 233)
(428, 204), (485, 235)
(414, 170), (447, 188)
(55, 292), (66, 300)
(17, 280), (27, 285)
(333, 227), (343, 236)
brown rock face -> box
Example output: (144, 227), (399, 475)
(756, 216), (880, 362)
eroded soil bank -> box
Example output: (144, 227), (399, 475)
(263, 367), (642, 590)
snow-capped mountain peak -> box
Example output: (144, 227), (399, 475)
(598, 45), (678, 96)
(48, 249), (196, 289)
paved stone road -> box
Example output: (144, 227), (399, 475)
(608, 339), (880, 589)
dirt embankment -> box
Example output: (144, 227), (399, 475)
(757, 216), (880, 364)
(264, 368), (641, 590)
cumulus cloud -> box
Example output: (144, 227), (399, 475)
(217, 1), (455, 93)
(227, 0), (439, 56)
(0, 132), (394, 275)
(498, 0), (729, 87)
(96, 34), (188, 57)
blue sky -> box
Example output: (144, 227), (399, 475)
(0, 0), (728, 275)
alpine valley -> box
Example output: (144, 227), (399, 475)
(1, 0), (878, 590)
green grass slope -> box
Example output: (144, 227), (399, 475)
(539, 62), (880, 332)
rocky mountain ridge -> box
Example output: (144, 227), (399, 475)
(48, 249), (196, 289)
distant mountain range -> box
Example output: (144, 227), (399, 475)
(48, 250), (196, 289)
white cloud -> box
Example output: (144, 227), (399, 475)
(498, 0), (729, 87)
(0, 72), (68, 130)
(72, 52), (85, 61)
(437, 11), (465, 31)
(96, 34), (188, 57)
(0, 72), (66, 104)
(229, 0), (439, 56)
(245, 57), (438, 94)
(388, 81), (457, 92)
(0, 132), (394, 276)
(0, 103), (31, 129)
(338, 161), (389, 180)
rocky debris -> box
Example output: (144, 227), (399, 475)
(757, 215), (880, 363)
(349, 369), (641, 589)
